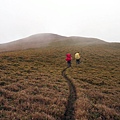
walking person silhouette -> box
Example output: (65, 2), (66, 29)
(75, 52), (81, 65)
(66, 53), (72, 67)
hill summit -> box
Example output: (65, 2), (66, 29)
(0, 33), (106, 52)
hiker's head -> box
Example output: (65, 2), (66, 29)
(66, 53), (71, 57)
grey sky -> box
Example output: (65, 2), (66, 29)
(0, 0), (120, 44)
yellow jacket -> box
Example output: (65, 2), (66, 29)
(75, 53), (80, 59)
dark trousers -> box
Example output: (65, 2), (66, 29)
(76, 59), (80, 64)
(67, 61), (71, 67)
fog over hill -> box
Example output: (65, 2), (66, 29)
(0, 33), (107, 52)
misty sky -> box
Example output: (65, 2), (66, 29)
(0, 0), (120, 44)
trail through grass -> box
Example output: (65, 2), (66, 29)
(61, 67), (77, 120)
(0, 44), (120, 120)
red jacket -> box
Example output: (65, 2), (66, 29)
(66, 53), (72, 61)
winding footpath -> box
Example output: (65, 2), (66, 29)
(61, 67), (77, 120)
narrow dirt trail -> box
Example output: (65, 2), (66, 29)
(61, 67), (77, 120)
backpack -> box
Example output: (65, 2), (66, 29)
(75, 53), (80, 59)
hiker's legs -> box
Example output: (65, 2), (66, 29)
(67, 61), (71, 67)
(76, 59), (80, 64)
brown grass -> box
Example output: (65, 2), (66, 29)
(0, 43), (120, 120)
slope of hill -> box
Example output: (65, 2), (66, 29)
(0, 33), (65, 52)
(0, 33), (107, 52)
(0, 33), (120, 119)
(0, 39), (120, 119)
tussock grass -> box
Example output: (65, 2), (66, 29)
(0, 44), (120, 120)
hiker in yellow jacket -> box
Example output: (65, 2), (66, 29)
(75, 52), (81, 65)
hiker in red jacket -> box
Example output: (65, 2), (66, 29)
(66, 53), (72, 67)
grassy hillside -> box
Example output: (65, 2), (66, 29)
(0, 43), (120, 120)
